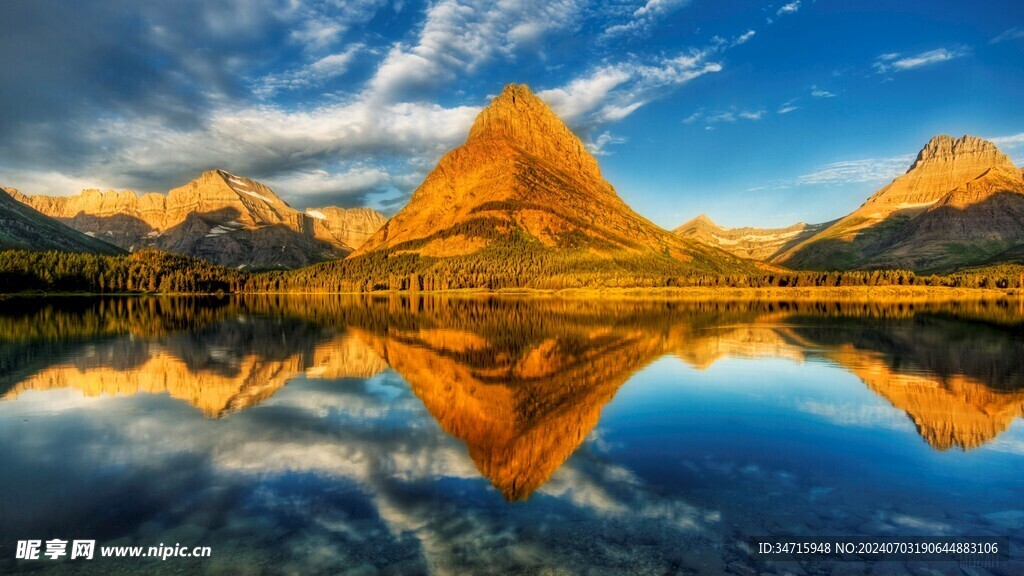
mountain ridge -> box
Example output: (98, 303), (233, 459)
(778, 134), (1024, 271)
(673, 214), (830, 261)
(12, 170), (387, 269)
(676, 134), (1024, 273)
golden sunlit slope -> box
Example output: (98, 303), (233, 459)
(776, 135), (1024, 272)
(304, 84), (757, 291)
(13, 170), (386, 269)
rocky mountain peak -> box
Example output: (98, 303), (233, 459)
(181, 169), (291, 207)
(689, 214), (717, 227)
(466, 83), (603, 179)
(853, 134), (1019, 217)
(909, 134), (1016, 173)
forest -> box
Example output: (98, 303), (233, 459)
(0, 249), (245, 294)
(1, 248), (1023, 294)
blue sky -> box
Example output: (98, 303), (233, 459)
(0, 0), (1021, 227)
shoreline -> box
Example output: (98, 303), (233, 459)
(1, 285), (1020, 301)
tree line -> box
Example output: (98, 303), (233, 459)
(1, 248), (1022, 294)
(0, 249), (244, 293)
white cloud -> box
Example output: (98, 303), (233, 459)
(682, 107), (763, 128)
(369, 0), (585, 101)
(600, 101), (647, 122)
(284, 0), (391, 52)
(586, 131), (628, 156)
(538, 66), (635, 124)
(0, 0), (766, 210)
(797, 400), (912, 430)
(538, 48), (722, 129)
(0, 169), (103, 196)
(707, 111), (734, 123)
(796, 154), (915, 186)
(891, 48), (966, 70)
(7, 30), (729, 207)
(708, 110), (762, 123)
(990, 132), (1024, 149)
(810, 85), (835, 98)
(990, 27), (1024, 44)
(985, 435), (1024, 456)
(874, 48), (968, 73)
(263, 166), (394, 202)
(290, 19), (346, 52)
(255, 43), (364, 96)
(777, 105), (799, 114)
(776, 1), (800, 16)
(10, 98), (481, 205)
(634, 0), (686, 18)
(733, 30), (756, 46)
(605, 0), (694, 38)
(309, 48), (362, 76)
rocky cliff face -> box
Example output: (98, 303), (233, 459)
(354, 84), (753, 276)
(860, 135), (1017, 216)
(673, 214), (827, 261)
(775, 135), (1024, 271)
(0, 187), (123, 255)
(14, 170), (387, 269)
(304, 206), (387, 250)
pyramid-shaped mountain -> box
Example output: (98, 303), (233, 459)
(0, 187), (123, 255)
(15, 170), (386, 269)
(351, 84), (753, 286)
(764, 135), (1024, 272)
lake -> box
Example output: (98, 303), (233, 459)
(1, 295), (1022, 575)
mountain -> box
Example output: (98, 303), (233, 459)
(776, 135), (1024, 272)
(0, 187), (123, 255)
(303, 206), (387, 251)
(673, 214), (828, 260)
(13, 170), (386, 269)
(347, 84), (755, 285)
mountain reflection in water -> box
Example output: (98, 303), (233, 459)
(2, 295), (1023, 502)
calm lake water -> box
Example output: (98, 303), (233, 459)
(1, 295), (1022, 575)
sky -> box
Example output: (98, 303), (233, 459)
(0, 0), (1022, 228)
